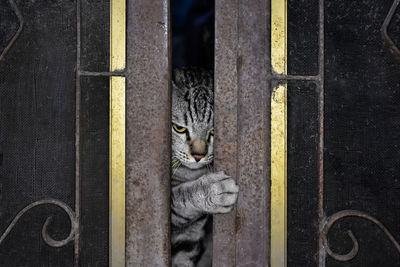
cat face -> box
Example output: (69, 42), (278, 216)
(172, 68), (214, 170)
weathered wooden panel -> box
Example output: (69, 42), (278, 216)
(80, 76), (109, 267)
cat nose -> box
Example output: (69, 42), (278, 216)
(190, 139), (207, 162)
(192, 153), (206, 162)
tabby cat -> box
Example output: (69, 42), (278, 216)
(171, 68), (239, 267)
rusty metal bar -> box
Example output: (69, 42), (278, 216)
(236, 1), (270, 265)
(125, 0), (171, 266)
(214, 0), (270, 266)
(213, 0), (239, 265)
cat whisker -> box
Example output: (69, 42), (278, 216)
(172, 162), (182, 176)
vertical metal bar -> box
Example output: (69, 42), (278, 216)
(110, 0), (126, 266)
(317, 0), (326, 266)
(125, 0), (171, 266)
(270, 0), (287, 266)
(213, 0), (239, 265)
(235, 0), (270, 266)
(214, 0), (270, 266)
(75, 0), (82, 265)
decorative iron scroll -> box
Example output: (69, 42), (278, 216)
(0, 0), (24, 62)
(0, 199), (78, 248)
(381, 0), (400, 60)
(321, 210), (400, 262)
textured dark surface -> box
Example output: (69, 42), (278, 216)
(286, 0), (400, 266)
(323, 0), (400, 266)
(125, 0), (171, 265)
(80, 76), (109, 267)
(0, 0), (76, 265)
(287, 82), (319, 267)
(80, 0), (109, 72)
(287, 0), (319, 76)
(79, 1), (110, 265)
(214, 0), (270, 266)
(0, 0), (110, 265)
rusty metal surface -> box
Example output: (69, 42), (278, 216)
(214, 0), (270, 266)
(213, 0), (239, 265)
(235, 0), (270, 266)
(125, 0), (171, 266)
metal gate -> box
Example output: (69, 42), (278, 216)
(1, 0), (400, 266)
(270, 0), (400, 266)
(0, 0), (125, 265)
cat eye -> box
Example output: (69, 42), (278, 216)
(210, 130), (214, 136)
(173, 124), (187, 134)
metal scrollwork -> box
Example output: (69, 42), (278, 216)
(381, 0), (400, 60)
(0, 0), (24, 62)
(0, 199), (78, 248)
(321, 210), (400, 261)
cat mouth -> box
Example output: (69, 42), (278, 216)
(171, 158), (206, 169)
(183, 161), (208, 169)
(172, 152), (213, 169)
(181, 157), (211, 169)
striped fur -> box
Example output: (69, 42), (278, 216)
(171, 69), (239, 267)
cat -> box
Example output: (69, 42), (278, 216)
(171, 68), (239, 267)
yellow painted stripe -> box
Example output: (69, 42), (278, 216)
(271, 0), (287, 266)
(271, 0), (287, 75)
(110, 77), (125, 267)
(110, 0), (125, 266)
(110, 0), (126, 71)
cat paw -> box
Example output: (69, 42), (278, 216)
(198, 171), (239, 214)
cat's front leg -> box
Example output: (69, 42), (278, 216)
(172, 171), (239, 219)
(193, 171), (239, 214)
